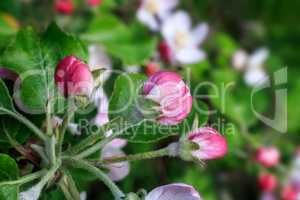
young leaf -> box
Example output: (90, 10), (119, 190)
(0, 24), (87, 112)
(109, 73), (147, 126)
(0, 154), (19, 200)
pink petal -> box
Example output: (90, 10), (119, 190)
(188, 127), (228, 160)
(145, 183), (202, 200)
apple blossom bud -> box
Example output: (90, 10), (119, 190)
(55, 56), (93, 98)
(158, 41), (173, 63)
(143, 71), (192, 125)
(87, 0), (102, 7)
(281, 185), (297, 200)
(55, 0), (74, 15)
(0, 68), (18, 81)
(255, 147), (280, 168)
(145, 183), (202, 200)
(145, 62), (160, 77)
(180, 127), (227, 161)
(258, 173), (277, 192)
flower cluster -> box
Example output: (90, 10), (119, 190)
(137, 0), (209, 65)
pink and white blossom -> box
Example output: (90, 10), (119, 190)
(260, 192), (276, 200)
(143, 71), (192, 125)
(101, 139), (130, 182)
(255, 146), (280, 168)
(187, 127), (227, 160)
(55, 56), (93, 98)
(161, 11), (209, 64)
(145, 183), (202, 200)
(137, 0), (179, 31)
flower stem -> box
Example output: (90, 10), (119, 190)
(57, 107), (75, 156)
(98, 148), (170, 165)
(0, 170), (46, 187)
(0, 108), (47, 141)
(68, 117), (121, 156)
(63, 157), (125, 199)
(74, 119), (125, 159)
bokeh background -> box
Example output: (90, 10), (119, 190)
(0, 0), (298, 199)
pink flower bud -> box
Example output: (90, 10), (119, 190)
(255, 147), (280, 168)
(0, 68), (18, 81)
(145, 183), (202, 200)
(55, 0), (74, 15)
(186, 127), (227, 160)
(281, 185), (298, 200)
(145, 62), (160, 77)
(258, 173), (277, 192)
(87, 0), (102, 7)
(158, 41), (173, 63)
(143, 71), (192, 125)
(55, 56), (93, 98)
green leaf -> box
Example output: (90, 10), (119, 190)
(109, 73), (147, 125)
(82, 15), (157, 65)
(0, 24), (87, 111)
(0, 79), (15, 114)
(0, 154), (19, 200)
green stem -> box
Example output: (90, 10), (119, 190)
(38, 160), (61, 187)
(74, 134), (115, 159)
(63, 157), (125, 199)
(46, 99), (52, 136)
(59, 171), (81, 200)
(58, 108), (75, 156)
(58, 180), (74, 200)
(0, 108), (47, 141)
(95, 148), (170, 165)
(68, 117), (120, 156)
(0, 170), (46, 187)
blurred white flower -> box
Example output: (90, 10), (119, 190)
(88, 45), (112, 84)
(137, 0), (179, 31)
(80, 192), (87, 200)
(232, 48), (269, 87)
(101, 139), (130, 182)
(161, 11), (209, 64)
(19, 185), (42, 200)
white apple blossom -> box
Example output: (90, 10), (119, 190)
(137, 0), (179, 31)
(19, 185), (42, 200)
(232, 48), (269, 87)
(88, 45), (112, 84)
(161, 11), (209, 64)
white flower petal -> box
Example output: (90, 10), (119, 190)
(88, 45), (112, 83)
(175, 48), (206, 64)
(248, 47), (269, 69)
(137, 9), (160, 31)
(80, 192), (87, 200)
(145, 183), (202, 200)
(192, 23), (209, 45)
(19, 185), (42, 200)
(244, 68), (268, 87)
(232, 49), (248, 70)
(162, 10), (191, 42)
